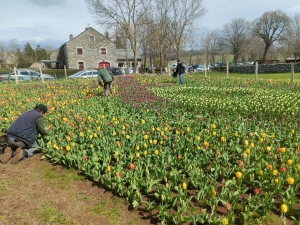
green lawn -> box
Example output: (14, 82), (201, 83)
(197, 71), (300, 82)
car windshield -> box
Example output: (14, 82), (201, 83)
(72, 71), (84, 76)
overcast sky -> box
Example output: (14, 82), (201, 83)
(1, 0), (300, 49)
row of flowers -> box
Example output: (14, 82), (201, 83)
(1, 75), (300, 224)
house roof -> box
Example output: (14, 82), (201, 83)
(49, 27), (114, 55)
(48, 27), (141, 61)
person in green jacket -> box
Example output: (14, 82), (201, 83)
(98, 68), (114, 96)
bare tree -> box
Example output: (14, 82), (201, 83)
(282, 13), (300, 61)
(246, 36), (264, 61)
(149, 0), (174, 74)
(185, 33), (200, 65)
(252, 10), (290, 61)
(200, 29), (220, 64)
(223, 18), (251, 64)
(85, 0), (152, 71)
(8, 40), (20, 67)
(168, 0), (206, 60)
(0, 42), (8, 68)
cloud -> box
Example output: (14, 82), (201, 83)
(27, 0), (67, 6)
(288, 4), (300, 12)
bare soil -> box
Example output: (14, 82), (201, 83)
(0, 153), (159, 225)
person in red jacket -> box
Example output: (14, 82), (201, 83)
(0, 104), (50, 164)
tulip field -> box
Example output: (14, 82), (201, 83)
(1, 74), (300, 224)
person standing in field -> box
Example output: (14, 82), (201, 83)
(98, 68), (114, 96)
(0, 104), (50, 164)
(175, 59), (186, 85)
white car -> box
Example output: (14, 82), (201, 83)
(68, 70), (98, 79)
(197, 66), (205, 72)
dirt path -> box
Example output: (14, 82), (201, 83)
(0, 154), (159, 225)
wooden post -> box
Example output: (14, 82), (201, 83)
(14, 67), (18, 85)
(168, 61), (170, 76)
(8, 66), (11, 84)
(291, 63), (294, 83)
(255, 61), (258, 80)
(64, 65), (67, 80)
(204, 63), (207, 78)
(226, 62), (229, 78)
(39, 67), (45, 83)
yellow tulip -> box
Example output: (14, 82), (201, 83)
(182, 182), (187, 190)
(236, 171), (242, 179)
(287, 177), (294, 185)
(281, 204), (288, 213)
(66, 145), (70, 151)
(222, 218), (227, 225)
(287, 159), (292, 165)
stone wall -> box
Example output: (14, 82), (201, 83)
(229, 63), (300, 73)
(65, 28), (117, 69)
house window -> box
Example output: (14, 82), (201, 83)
(77, 48), (83, 55)
(89, 36), (94, 41)
(78, 62), (84, 69)
(101, 48), (106, 55)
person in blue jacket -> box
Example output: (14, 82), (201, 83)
(0, 104), (50, 164)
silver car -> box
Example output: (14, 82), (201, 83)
(0, 69), (54, 82)
(68, 70), (98, 79)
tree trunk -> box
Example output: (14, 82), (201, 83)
(262, 43), (271, 62)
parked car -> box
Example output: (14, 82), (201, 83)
(111, 67), (123, 75)
(188, 64), (200, 72)
(197, 65), (205, 72)
(0, 69), (54, 82)
(68, 70), (98, 79)
(169, 63), (177, 70)
(124, 67), (134, 74)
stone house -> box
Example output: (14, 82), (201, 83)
(49, 27), (141, 69)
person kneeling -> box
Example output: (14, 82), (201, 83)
(0, 104), (50, 164)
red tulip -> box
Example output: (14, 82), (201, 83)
(254, 187), (260, 195)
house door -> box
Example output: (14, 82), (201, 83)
(98, 61), (110, 69)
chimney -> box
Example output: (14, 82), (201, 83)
(69, 34), (73, 41)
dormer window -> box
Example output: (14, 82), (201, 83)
(101, 48), (106, 55)
(77, 48), (83, 55)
